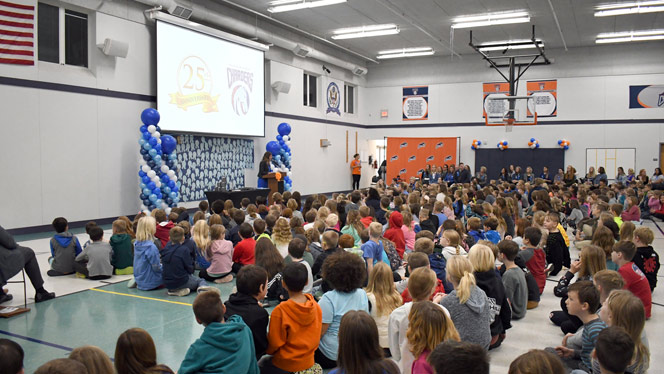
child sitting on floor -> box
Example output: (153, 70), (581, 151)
(154, 209), (174, 248)
(161, 227), (211, 297)
(130, 216), (163, 290)
(179, 289), (259, 374)
(407, 301), (460, 374)
(74, 226), (113, 280)
(611, 240), (652, 319)
(110, 219), (134, 275)
(48, 217), (83, 276)
(224, 265), (269, 359)
(232, 223), (256, 274)
(632, 227), (659, 291)
(199, 224), (233, 283)
(263, 262), (323, 374)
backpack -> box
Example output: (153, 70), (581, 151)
(381, 238), (402, 271)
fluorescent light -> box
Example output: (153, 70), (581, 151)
(596, 29), (664, 43)
(377, 47), (434, 59)
(452, 11), (530, 29)
(331, 24), (399, 40)
(595, 1), (664, 16)
(268, 0), (346, 13)
(477, 39), (544, 52)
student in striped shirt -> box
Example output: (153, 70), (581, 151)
(549, 281), (606, 372)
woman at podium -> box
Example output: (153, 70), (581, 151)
(257, 151), (272, 188)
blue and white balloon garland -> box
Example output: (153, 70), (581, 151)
(137, 108), (180, 212)
(265, 122), (293, 191)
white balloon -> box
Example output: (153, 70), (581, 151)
(172, 176), (178, 182)
(161, 202), (168, 209)
(286, 141), (291, 146)
(154, 131), (161, 138)
(167, 170), (175, 177)
(155, 181), (162, 188)
(287, 171), (293, 177)
(165, 207), (171, 215)
(161, 165), (169, 173)
(141, 165), (150, 173)
(283, 135), (289, 141)
(147, 170), (156, 178)
(147, 125), (156, 134)
(140, 204), (147, 211)
(142, 209), (151, 215)
(157, 139), (162, 144)
(139, 159), (147, 166)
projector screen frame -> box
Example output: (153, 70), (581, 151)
(155, 17), (267, 138)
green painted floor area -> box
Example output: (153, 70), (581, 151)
(0, 278), (272, 373)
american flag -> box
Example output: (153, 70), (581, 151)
(0, 0), (35, 65)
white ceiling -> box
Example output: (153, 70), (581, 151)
(221, 0), (664, 61)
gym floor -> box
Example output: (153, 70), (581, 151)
(2, 223), (663, 374)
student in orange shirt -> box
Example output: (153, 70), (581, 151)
(351, 153), (361, 190)
(263, 262), (323, 373)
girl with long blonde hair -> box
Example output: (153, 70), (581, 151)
(407, 301), (460, 373)
(131, 217), (163, 291)
(192, 220), (211, 270)
(598, 290), (650, 374)
(271, 217), (292, 258)
(365, 262), (403, 351)
(440, 255), (491, 349)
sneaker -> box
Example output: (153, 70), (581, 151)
(127, 278), (137, 288)
(545, 263), (554, 275)
(76, 272), (87, 279)
(168, 288), (191, 297)
(214, 274), (233, 284)
(197, 286), (214, 294)
(35, 291), (55, 303)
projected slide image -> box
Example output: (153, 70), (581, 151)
(157, 21), (265, 137)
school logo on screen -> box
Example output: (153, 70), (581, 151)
(326, 82), (341, 115)
(228, 67), (254, 116)
(170, 56), (219, 113)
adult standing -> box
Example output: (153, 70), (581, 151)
(0, 225), (55, 304)
(350, 154), (361, 190)
(257, 152), (272, 189)
(455, 162), (470, 184)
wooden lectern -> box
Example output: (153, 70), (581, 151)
(265, 173), (284, 205)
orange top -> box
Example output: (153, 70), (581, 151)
(267, 294), (323, 372)
(351, 159), (361, 175)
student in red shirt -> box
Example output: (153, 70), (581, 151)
(517, 227), (546, 295)
(383, 211), (406, 259)
(232, 223), (256, 274)
(154, 209), (175, 248)
(611, 240), (652, 319)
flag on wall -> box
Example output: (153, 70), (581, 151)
(0, 0), (35, 66)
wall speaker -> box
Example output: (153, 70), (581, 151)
(320, 139), (331, 147)
(271, 81), (291, 94)
(97, 38), (129, 58)
(292, 44), (310, 57)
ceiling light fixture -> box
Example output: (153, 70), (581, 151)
(451, 11), (530, 29)
(477, 39), (544, 52)
(267, 0), (346, 13)
(596, 29), (664, 43)
(377, 47), (434, 59)
(594, 1), (664, 17)
(331, 24), (399, 39)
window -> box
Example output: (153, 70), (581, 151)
(303, 72), (317, 107)
(344, 84), (355, 114)
(38, 3), (88, 67)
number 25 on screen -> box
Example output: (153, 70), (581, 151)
(178, 56), (212, 92)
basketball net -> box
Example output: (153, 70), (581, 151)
(505, 118), (514, 132)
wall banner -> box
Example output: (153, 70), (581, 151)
(483, 82), (510, 119)
(386, 137), (457, 182)
(629, 85), (664, 109)
(402, 86), (429, 120)
(527, 79), (557, 117)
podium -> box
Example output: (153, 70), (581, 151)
(264, 173), (284, 205)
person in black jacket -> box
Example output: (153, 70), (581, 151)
(0, 225), (55, 304)
(257, 151), (272, 188)
(224, 265), (270, 359)
(455, 163), (471, 184)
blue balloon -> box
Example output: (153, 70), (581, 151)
(142, 187), (151, 196)
(138, 138), (146, 146)
(140, 183), (147, 190)
(558, 140), (563, 145)
(564, 145), (569, 150)
(154, 155), (162, 163)
(139, 148), (148, 156)
(143, 199), (150, 206)
(147, 182), (156, 190)
(503, 141), (508, 146)
(141, 176), (150, 184)
(143, 142), (152, 151)
(147, 160), (156, 168)
(154, 144), (162, 153)
(266, 141), (282, 155)
(530, 138), (535, 142)
(163, 186), (171, 194)
(149, 149), (157, 157)
(149, 194), (157, 202)
(140, 125), (147, 133)
(277, 122), (291, 136)
(169, 192), (176, 199)
(141, 108), (160, 126)
(139, 170), (146, 177)
(169, 153), (177, 161)
(140, 193), (147, 200)
(142, 154), (151, 161)
(149, 137), (158, 147)
(155, 126), (161, 132)
(536, 143), (540, 148)
(276, 135), (283, 141)
(168, 181), (176, 188)
(161, 135), (177, 154)
(172, 185), (179, 193)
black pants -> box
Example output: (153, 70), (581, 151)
(314, 348), (336, 369)
(232, 262), (245, 274)
(73, 261), (111, 280)
(199, 269), (231, 282)
(12, 246), (45, 290)
(352, 174), (360, 190)
(258, 356), (291, 374)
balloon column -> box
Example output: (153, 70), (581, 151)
(497, 140), (508, 151)
(137, 108), (180, 212)
(558, 139), (570, 150)
(470, 139), (482, 150)
(528, 138), (540, 149)
(265, 122), (293, 191)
